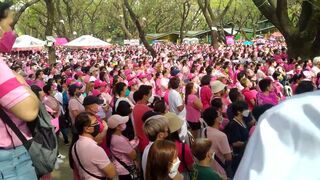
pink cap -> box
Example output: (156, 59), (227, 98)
(188, 73), (195, 80)
(107, 115), (129, 129)
(84, 75), (90, 84)
(94, 80), (102, 88)
(126, 74), (135, 81)
(91, 89), (101, 97)
(128, 79), (138, 87)
(66, 78), (74, 86)
(138, 73), (148, 79)
(76, 71), (84, 76)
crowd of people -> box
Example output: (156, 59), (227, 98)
(1, 2), (320, 180)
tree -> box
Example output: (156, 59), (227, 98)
(252, 0), (320, 59)
(44, 0), (55, 64)
(11, 0), (40, 28)
(197, 0), (234, 48)
(123, 0), (157, 58)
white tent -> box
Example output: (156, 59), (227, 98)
(64, 35), (111, 49)
(12, 35), (45, 51)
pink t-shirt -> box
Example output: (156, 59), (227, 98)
(186, 94), (201, 123)
(0, 58), (32, 149)
(175, 141), (194, 173)
(205, 127), (231, 177)
(200, 85), (212, 110)
(256, 92), (279, 106)
(68, 97), (85, 125)
(242, 89), (257, 110)
(71, 136), (111, 180)
(110, 134), (134, 175)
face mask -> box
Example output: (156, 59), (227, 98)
(119, 123), (126, 131)
(242, 110), (250, 117)
(0, 31), (16, 53)
(168, 158), (181, 179)
(91, 123), (100, 137)
(211, 152), (216, 161)
(125, 89), (130, 97)
(76, 92), (82, 97)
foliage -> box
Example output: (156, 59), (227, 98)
(14, 0), (264, 41)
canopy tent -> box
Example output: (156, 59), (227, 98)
(12, 35), (45, 51)
(64, 35), (111, 49)
(55, 37), (68, 45)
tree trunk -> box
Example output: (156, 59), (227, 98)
(44, 0), (56, 64)
(252, 0), (320, 59)
(123, 0), (157, 58)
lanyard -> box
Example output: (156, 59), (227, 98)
(233, 118), (247, 129)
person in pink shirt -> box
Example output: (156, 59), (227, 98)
(107, 115), (139, 180)
(240, 78), (257, 110)
(256, 78), (279, 106)
(200, 75), (212, 110)
(34, 69), (45, 89)
(185, 82), (203, 138)
(202, 107), (233, 179)
(0, 2), (40, 178)
(70, 112), (116, 180)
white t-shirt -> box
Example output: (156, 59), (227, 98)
(142, 142), (153, 179)
(168, 89), (188, 142)
(311, 66), (320, 77)
(234, 91), (320, 180)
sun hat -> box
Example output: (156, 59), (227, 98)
(211, 80), (226, 94)
(164, 112), (183, 133)
(107, 115), (129, 129)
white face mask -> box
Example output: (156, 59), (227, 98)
(242, 110), (250, 117)
(211, 152), (215, 160)
(168, 158), (181, 179)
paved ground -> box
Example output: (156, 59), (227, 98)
(52, 134), (73, 180)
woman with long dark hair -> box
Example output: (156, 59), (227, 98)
(69, 112), (116, 180)
(145, 140), (183, 180)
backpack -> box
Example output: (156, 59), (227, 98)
(0, 103), (58, 177)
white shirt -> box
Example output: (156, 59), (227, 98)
(234, 91), (320, 180)
(142, 142), (153, 179)
(311, 66), (320, 77)
(168, 89), (188, 142)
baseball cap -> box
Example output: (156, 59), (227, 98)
(164, 112), (183, 133)
(170, 68), (180, 77)
(91, 89), (101, 97)
(107, 115), (129, 129)
(211, 80), (226, 94)
(83, 95), (104, 106)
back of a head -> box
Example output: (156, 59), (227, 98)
(259, 78), (272, 92)
(145, 140), (176, 180)
(252, 104), (273, 122)
(295, 81), (314, 94)
(31, 85), (42, 99)
(168, 77), (180, 89)
(192, 138), (212, 161)
(202, 107), (218, 127)
(229, 88), (241, 103)
(74, 112), (91, 135)
(143, 115), (168, 142)
(139, 85), (152, 97)
(0, 2), (12, 20)
(201, 75), (211, 86)
(211, 97), (223, 110)
(116, 100), (132, 116)
(114, 82), (126, 96)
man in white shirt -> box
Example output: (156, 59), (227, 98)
(234, 90), (320, 180)
(168, 77), (188, 142)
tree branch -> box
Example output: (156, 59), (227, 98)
(12, 0), (40, 28)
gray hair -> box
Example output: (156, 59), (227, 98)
(313, 57), (320, 65)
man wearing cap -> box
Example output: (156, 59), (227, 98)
(83, 95), (108, 144)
